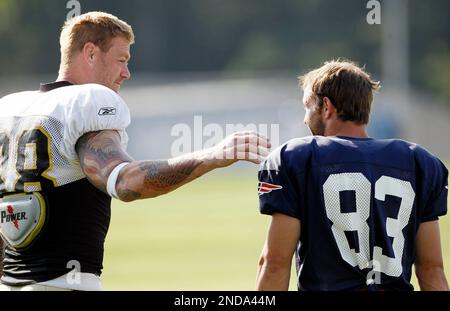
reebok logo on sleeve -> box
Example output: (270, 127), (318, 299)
(98, 107), (117, 116)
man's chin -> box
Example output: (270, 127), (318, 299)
(307, 123), (325, 136)
(112, 83), (121, 92)
(309, 129), (324, 136)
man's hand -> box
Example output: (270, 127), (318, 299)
(205, 131), (271, 167)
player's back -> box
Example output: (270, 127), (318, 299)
(259, 136), (448, 290)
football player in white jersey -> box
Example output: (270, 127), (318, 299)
(0, 12), (270, 291)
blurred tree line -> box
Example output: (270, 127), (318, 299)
(0, 0), (449, 103)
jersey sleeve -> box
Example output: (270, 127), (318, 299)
(421, 160), (448, 222)
(258, 143), (301, 220)
(415, 147), (448, 222)
(62, 84), (131, 161)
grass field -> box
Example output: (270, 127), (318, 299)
(102, 168), (450, 291)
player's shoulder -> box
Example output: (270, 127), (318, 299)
(408, 141), (447, 174)
(375, 137), (417, 150)
(49, 83), (129, 116)
(366, 137), (418, 158)
(0, 90), (40, 116)
(284, 136), (317, 150)
(385, 138), (442, 163)
(386, 138), (447, 179)
(67, 83), (116, 95)
(50, 83), (122, 102)
(261, 136), (315, 171)
(404, 140), (438, 160)
(0, 90), (39, 103)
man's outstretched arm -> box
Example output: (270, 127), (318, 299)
(415, 220), (449, 291)
(76, 130), (270, 202)
(256, 213), (300, 291)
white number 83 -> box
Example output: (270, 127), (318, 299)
(323, 173), (415, 277)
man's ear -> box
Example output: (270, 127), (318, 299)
(322, 97), (336, 120)
(82, 42), (98, 65)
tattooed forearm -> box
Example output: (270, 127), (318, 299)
(139, 159), (203, 189)
(115, 158), (204, 201)
(117, 189), (142, 201)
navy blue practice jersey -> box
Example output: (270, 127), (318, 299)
(258, 136), (448, 291)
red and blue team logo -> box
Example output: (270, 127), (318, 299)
(258, 182), (283, 196)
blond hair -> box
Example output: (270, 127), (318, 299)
(60, 11), (134, 70)
(299, 60), (380, 125)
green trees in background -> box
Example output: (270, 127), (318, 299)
(0, 0), (449, 103)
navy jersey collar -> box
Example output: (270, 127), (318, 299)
(40, 81), (73, 92)
(336, 136), (373, 141)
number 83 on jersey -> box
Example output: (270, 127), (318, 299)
(323, 173), (415, 277)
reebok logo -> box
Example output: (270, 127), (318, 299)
(98, 107), (117, 116)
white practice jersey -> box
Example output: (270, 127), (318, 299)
(0, 83), (130, 194)
(0, 82), (131, 288)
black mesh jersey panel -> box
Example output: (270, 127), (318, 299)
(1, 178), (111, 285)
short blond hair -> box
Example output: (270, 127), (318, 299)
(60, 11), (135, 69)
(299, 60), (380, 125)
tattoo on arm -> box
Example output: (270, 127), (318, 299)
(76, 131), (206, 201)
(116, 159), (203, 201)
(139, 160), (203, 189)
(76, 130), (133, 193)
(117, 189), (142, 201)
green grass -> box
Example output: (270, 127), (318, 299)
(102, 169), (450, 291)
(103, 169), (272, 290)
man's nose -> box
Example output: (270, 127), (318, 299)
(122, 66), (131, 80)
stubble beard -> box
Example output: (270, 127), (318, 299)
(308, 110), (326, 136)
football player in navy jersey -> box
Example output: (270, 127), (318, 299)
(256, 60), (448, 291)
(0, 12), (270, 291)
